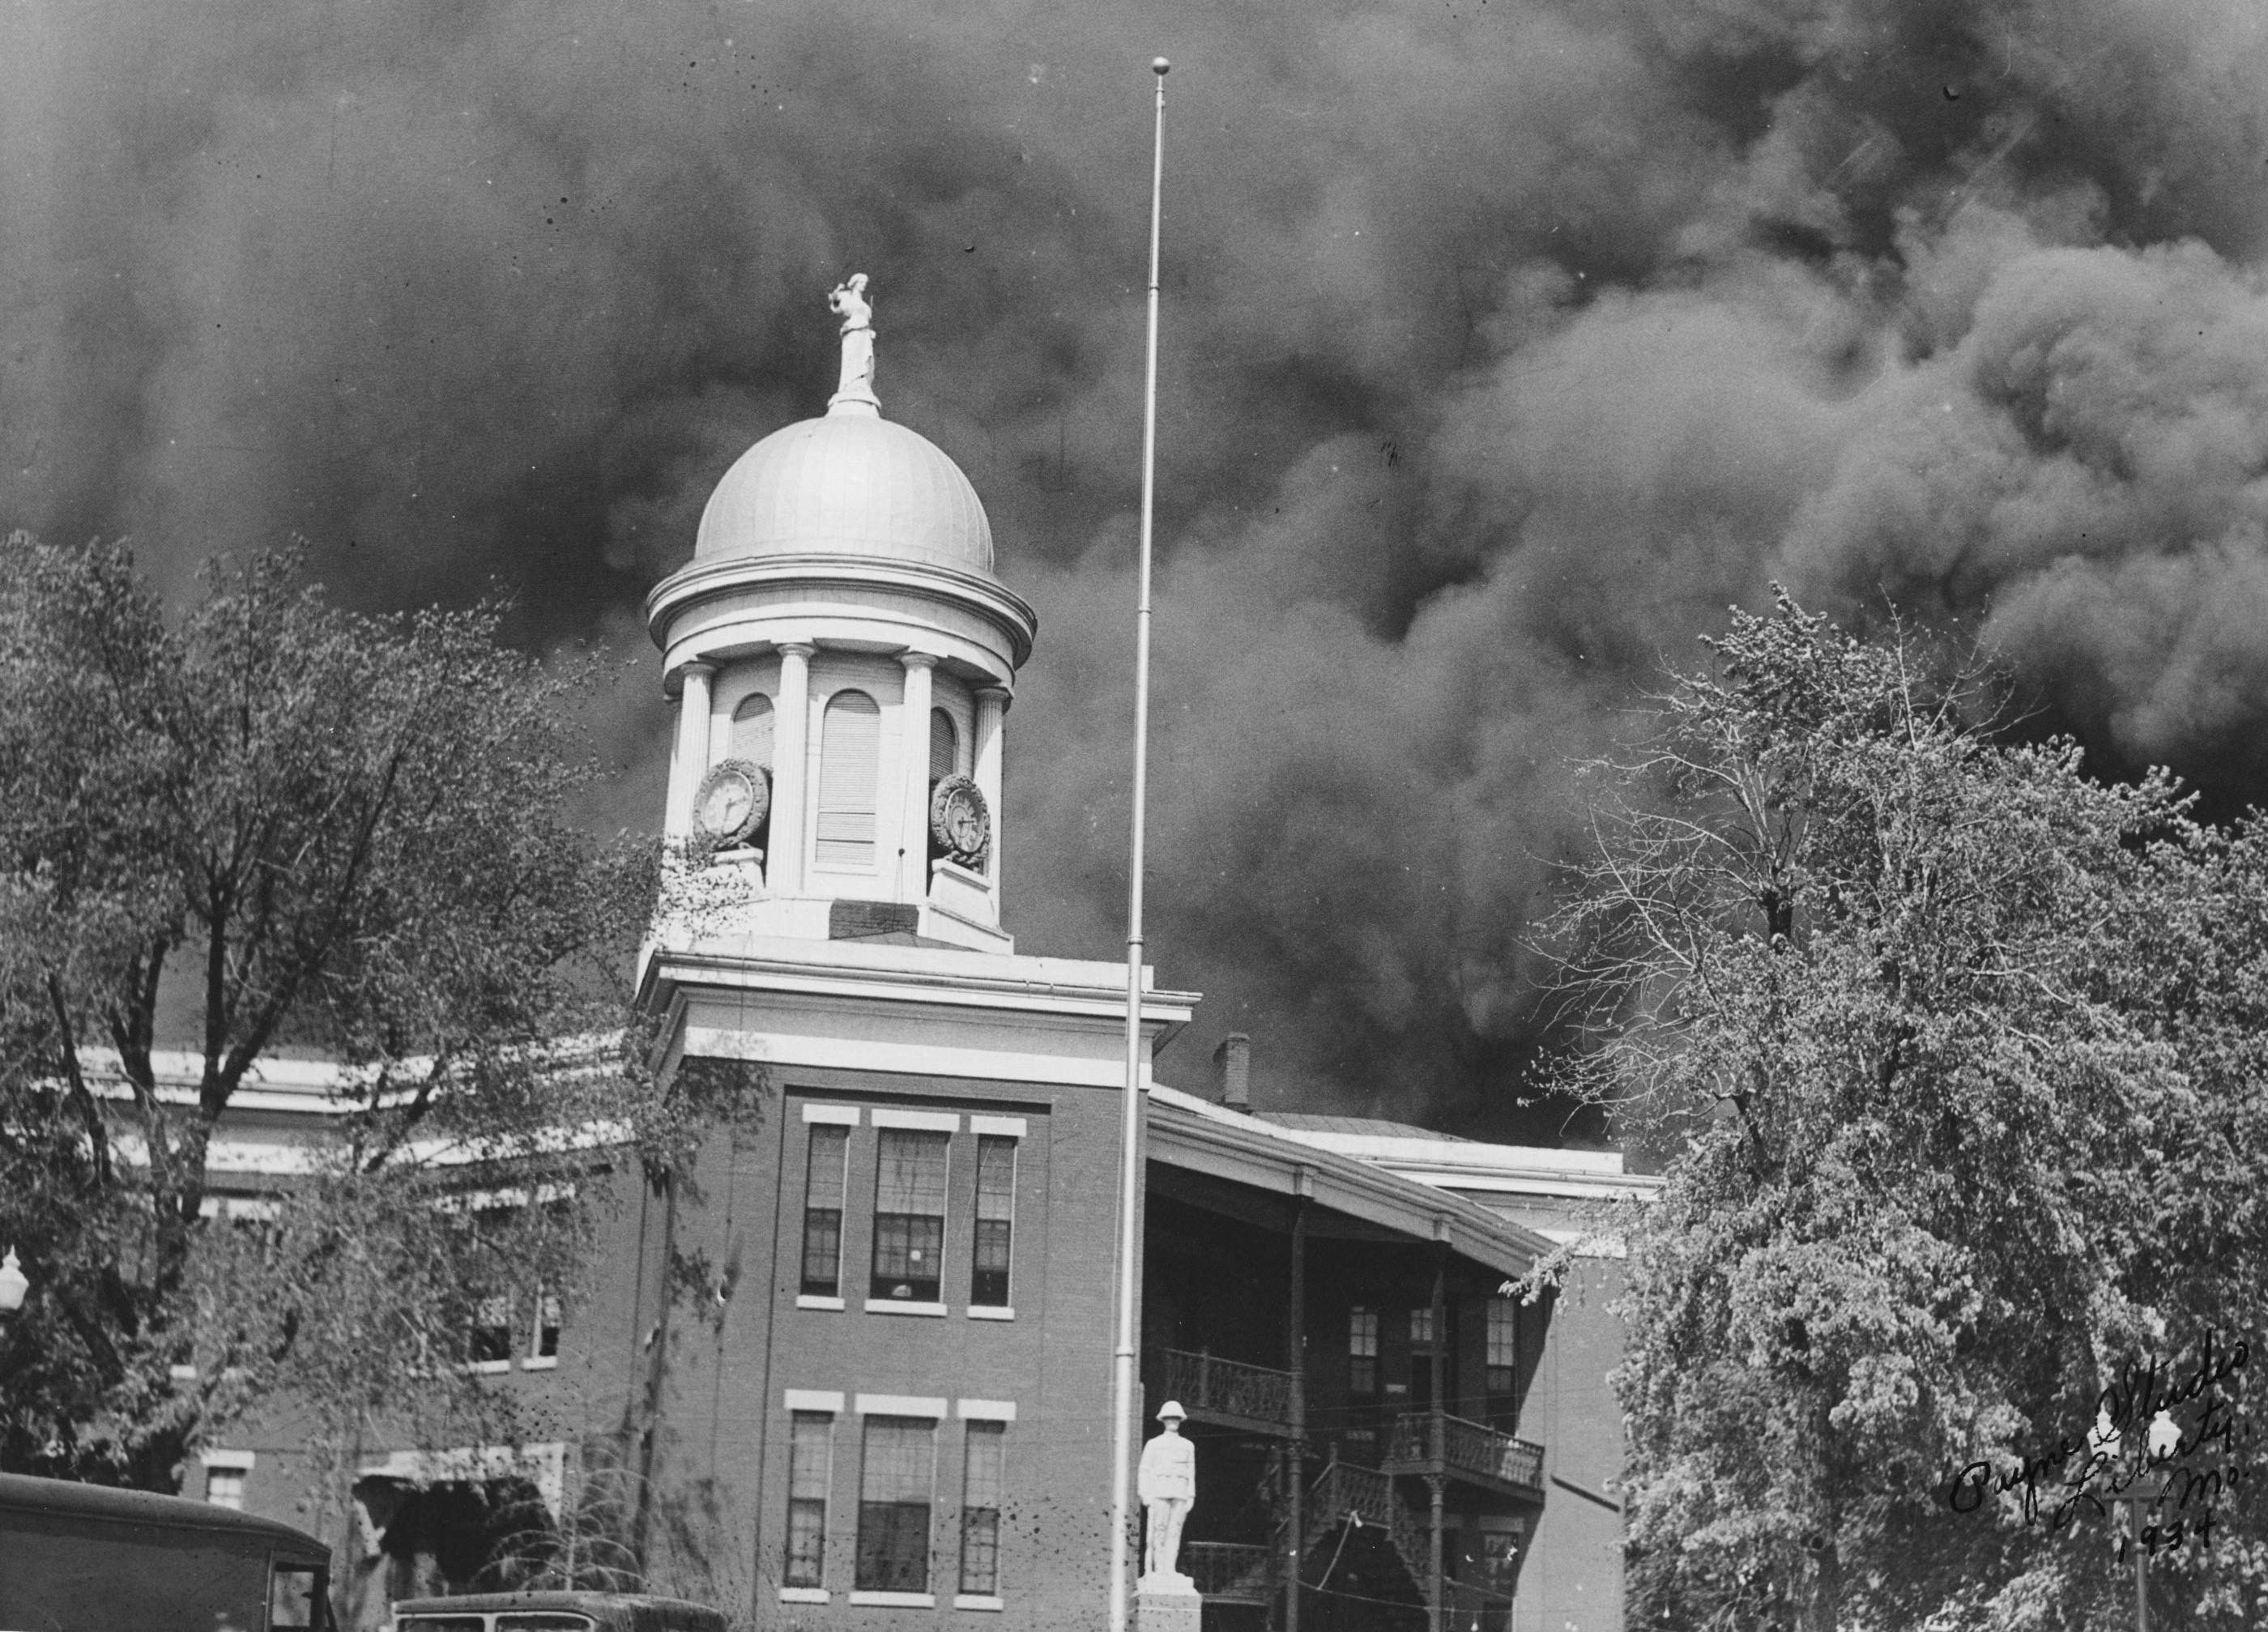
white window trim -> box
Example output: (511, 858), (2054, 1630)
(803, 1103), (861, 1126)
(872, 1107), (959, 1132)
(856, 1393), (947, 1417)
(954, 1594), (1005, 1611)
(798, 1293), (846, 1312)
(867, 1298), (949, 1318)
(786, 1389), (846, 1413)
(957, 1400), (1017, 1422)
(968, 1114), (1026, 1138)
(966, 1305), (1014, 1321)
(778, 1587), (830, 1604)
(850, 1592), (936, 1609)
(199, 1449), (257, 1471)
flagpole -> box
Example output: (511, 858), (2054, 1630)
(1107, 53), (1170, 1632)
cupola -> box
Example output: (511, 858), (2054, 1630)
(644, 275), (1037, 953)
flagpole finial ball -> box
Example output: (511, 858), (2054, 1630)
(1152, 58), (1170, 75)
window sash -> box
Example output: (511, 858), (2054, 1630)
(960, 1421), (1005, 1595)
(857, 1417), (935, 1593)
(1486, 1298), (1517, 1392)
(205, 1469), (246, 1511)
(803, 1126), (849, 1297)
(873, 1131), (948, 1301)
(1349, 1306), (1379, 1357)
(876, 1129), (949, 1213)
(786, 1412), (833, 1589)
(872, 1213), (944, 1302)
(970, 1136), (1015, 1306)
(1349, 1306), (1379, 1395)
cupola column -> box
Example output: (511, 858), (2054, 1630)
(898, 652), (939, 904)
(772, 643), (817, 893)
(665, 662), (717, 840)
(974, 686), (1008, 892)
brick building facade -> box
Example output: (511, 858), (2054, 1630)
(181, 288), (1653, 1631)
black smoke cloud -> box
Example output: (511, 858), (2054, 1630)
(8, 0), (2268, 1136)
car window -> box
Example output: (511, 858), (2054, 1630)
(394, 1618), (488, 1632)
(496, 1617), (597, 1631)
(268, 1566), (324, 1630)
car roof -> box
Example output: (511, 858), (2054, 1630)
(391, 1592), (723, 1614)
(0, 1471), (329, 1557)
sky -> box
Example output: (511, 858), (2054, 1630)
(7, 0), (2268, 1140)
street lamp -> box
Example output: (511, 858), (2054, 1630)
(2094, 1408), (2181, 1632)
(0, 1246), (27, 1317)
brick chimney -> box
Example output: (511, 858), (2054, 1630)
(1213, 1033), (1251, 1111)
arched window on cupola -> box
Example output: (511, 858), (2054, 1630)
(930, 709), (959, 785)
(815, 688), (880, 870)
(732, 692), (774, 771)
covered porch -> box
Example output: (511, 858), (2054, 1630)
(1141, 1085), (1558, 1632)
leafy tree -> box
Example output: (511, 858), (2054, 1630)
(0, 534), (702, 1523)
(1546, 595), (2268, 1630)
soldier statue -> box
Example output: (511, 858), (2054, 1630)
(1138, 1400), (1196, 1581)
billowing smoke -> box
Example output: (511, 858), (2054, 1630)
(8, 0), (2268, 1136)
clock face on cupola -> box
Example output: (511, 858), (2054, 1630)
(642, 276), (1036, 956)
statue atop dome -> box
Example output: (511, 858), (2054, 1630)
(827, 274), (879, 415)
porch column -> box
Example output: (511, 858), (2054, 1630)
(1428, 1243), (1447, 1632)
(1285, 1192), (1308, 1632)
(771, 643), (816, 893)
(897, 651), (937, 903)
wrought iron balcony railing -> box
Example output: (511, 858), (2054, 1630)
(1383, 1410), (1545, 1493)
(1183, 1540), (1273, 1602)
(1153, 1346), (1294, 1430)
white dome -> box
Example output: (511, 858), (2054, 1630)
(693, 407), (995, 577)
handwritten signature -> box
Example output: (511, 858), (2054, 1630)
(1943, 1332), (2254, 1559)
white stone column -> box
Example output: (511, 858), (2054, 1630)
(974, 686), (1008, 897)
(898, 652), (937, 904)
(664, 661), (716, 840)
(771, 643), (816, 893)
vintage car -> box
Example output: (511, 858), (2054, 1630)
(390, 1590), (729, 1632)
(0, 1468), (330, 1631)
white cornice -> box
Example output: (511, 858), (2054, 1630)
(642, 938), (1197, 1027)
(646, 552), (1038, 671)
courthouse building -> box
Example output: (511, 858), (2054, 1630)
(187, 290), (1654, 1632)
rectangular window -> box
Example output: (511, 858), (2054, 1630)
(803, 1125), (850, 1297)
(970, 1136), (1015, 1308)
(872, 1130), (949, 1302)
(531, 1292), (562, 1362)
(205, 1468), (246, 1510)
(1486, 1298), (1518, 1395)
(471, 1294), (514, 1366)
(1349, 1306), (1379, 1396)
(1409, 1306), (1436, 1349)
(786, 1410), (834, 1590)
(856, 1416), (936, 1593)
(960, 1420), (1006, 1596)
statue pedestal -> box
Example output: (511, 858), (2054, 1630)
(1136, 1573), (1201, 1632)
